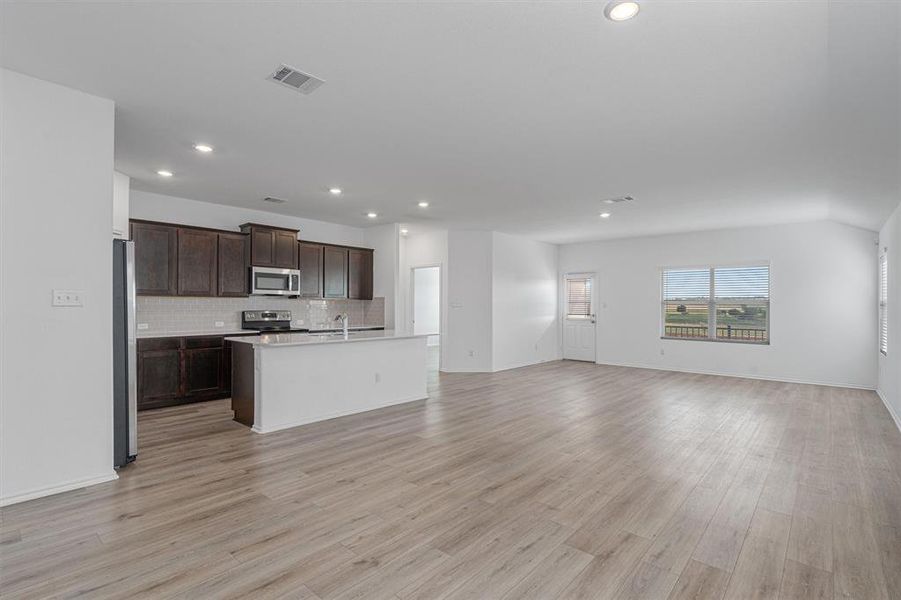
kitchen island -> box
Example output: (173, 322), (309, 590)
(226, 330), (428, 433)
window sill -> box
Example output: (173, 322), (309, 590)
(661, 336), (769, 346)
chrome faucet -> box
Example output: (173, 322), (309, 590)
(335, 313), (349, 338)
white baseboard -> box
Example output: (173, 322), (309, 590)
(0, 471), (118, 507)
(252, 394), (429, 434)
(595, 360), (877, 391)
(877, 389), (901, 434)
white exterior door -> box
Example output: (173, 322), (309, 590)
(563, 274), (596, 362)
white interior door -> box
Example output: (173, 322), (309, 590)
(563, 274), (596, 362)
(412, 266), (440, 346)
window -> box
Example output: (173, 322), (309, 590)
(662, 265), (769, 344)
(880, 253), (888, 355)
(566, 276), (592, 319)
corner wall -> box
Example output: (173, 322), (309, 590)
(559, 221), (878, 389)
(879, 202), (901, 430)
(491, 232), (559, 371)
(1, 69), (117, 505)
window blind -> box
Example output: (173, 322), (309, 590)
(566, 277), (592, 318)
(880, 254), (888, 355)
(714, 266), (769, 300)
(662, 264), (769, 344)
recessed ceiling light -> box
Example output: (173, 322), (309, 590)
(367, 212), (378, 219)
(157, 170), (173, 177)
(417, 201), (429, 208)
(604, 0), (640, 21)
(400, 228), (409, 235)
(193, 143), (213, 153)
(329, 187), (342, 196)
(600, 212), (612, 219)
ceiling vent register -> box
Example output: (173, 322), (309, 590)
(269, 64), (325, 95)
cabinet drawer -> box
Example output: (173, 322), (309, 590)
(185, 336), (224, 349)
(138, 337), (182, 352)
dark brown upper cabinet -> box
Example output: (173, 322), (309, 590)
(298, 242), (324, 298)
(177, 228), (218, 296)
(132, 221), (177, 296)
(323, 245), (349, 298)
(240, 223), (299, 269)
(217, 232), (249, 297)
(348, 248), (374, 300)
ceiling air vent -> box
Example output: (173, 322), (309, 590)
(269, 64), (325, 95)
(602, 195), (634, 205)
(262, 196), (287, 204)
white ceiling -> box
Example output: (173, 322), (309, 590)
(2, 1), (899, 243)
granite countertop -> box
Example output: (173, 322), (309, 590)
(137, 326), (384, 340)
(136, 329), (257, 339)
(225, 329), (424, 347)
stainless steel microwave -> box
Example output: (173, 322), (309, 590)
(250, 266), (301, 296)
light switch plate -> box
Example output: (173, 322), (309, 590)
(52, 290), (85, 307)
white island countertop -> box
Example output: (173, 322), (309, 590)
(225, 329), (424, 347)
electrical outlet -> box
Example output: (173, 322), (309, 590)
(137, 323), (149, 330)
(52, 290), (85, 307)
(660, 348), (665, 356)
(214, 321), (225, 328)
(374, 372), (381, 383)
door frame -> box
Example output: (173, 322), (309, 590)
(409, 263), (443, 363)
(561, 271), (598, 362)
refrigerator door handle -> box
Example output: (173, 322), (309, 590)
(125, 241), (138, 458)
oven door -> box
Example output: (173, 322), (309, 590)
(250, 267), (300, 295)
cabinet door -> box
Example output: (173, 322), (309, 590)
(132, 222), (177, 296)
(137, 342), (181, 410)
(218, 233), (249, 296)
(177, 228), (218, 296)
(323, 246), (349, 298)
(250, 228), (275, 266)
(274, 230), (299, 268)
(348, 249), (374, 300)
(298, 242), (324, 298)
(183, 347), (224, 397)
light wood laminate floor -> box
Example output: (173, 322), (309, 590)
(2, 355), (901, 599)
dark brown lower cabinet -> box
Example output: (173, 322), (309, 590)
(183, 337), (224, 397)
(136, 338), (181, 409)
(138, 335), (249, 410)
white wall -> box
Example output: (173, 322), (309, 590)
(492, 232), (559, 371)
(879, 202), (901, 430)
(130, 190), (367, 247)
(559, 221), (878, 389)
(364, 223), (400, 330)
(1, 69), (117, 505)
(444, 231), (494, 372)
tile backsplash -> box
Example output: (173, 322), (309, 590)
(136, 296), (385, 334)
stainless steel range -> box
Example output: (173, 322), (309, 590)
(241, 310), (309, 333)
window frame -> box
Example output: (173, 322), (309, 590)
(564, 274), (594, 321)
(879, 252), (887, 355)
(660, 262), (771, 345)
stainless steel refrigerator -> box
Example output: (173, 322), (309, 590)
(113, 239), (137, 467)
